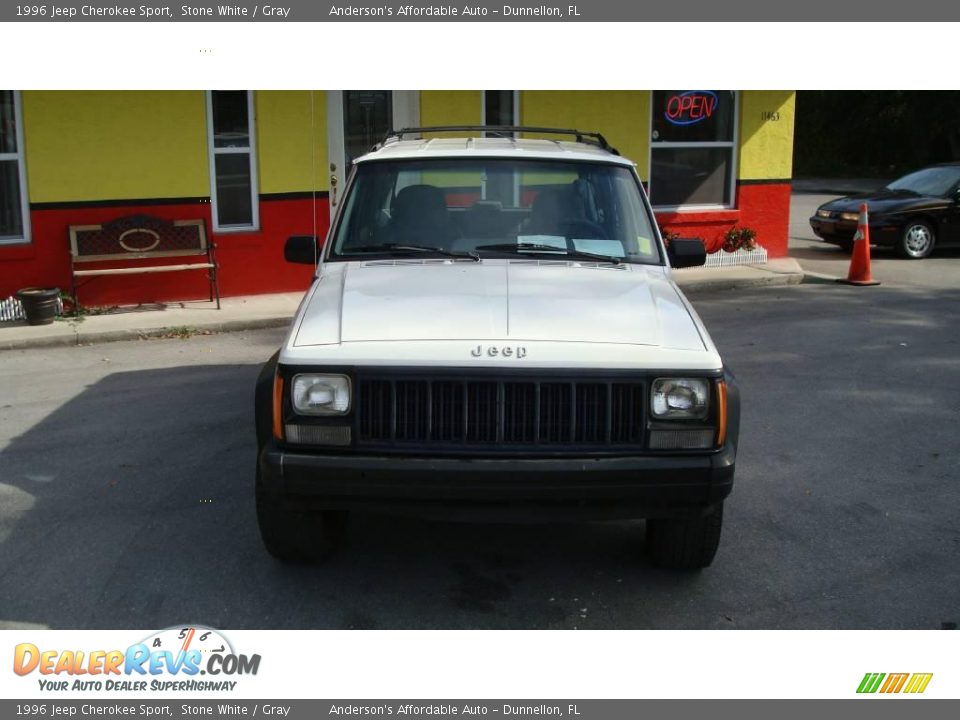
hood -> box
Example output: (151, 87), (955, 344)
(292, 259), (706, 352)
(820, 189), (950, 215)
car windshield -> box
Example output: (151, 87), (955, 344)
(329, 158), (661, 264)
(886, 166), (960, 197)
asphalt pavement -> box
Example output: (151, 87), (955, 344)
(1, 279), (957, 630)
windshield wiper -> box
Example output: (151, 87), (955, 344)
(341, 243), (480, 262)
(476, 242), (622, 265)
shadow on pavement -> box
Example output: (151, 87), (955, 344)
(0, 363), (701, 631)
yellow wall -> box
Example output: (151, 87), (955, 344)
(256, 90), (328, 194)
(18, 90), (795, 206)
(420, 91), (482, 130)
(21, 91), (209, 203)
(738, 91), (795, 180)
(418, 91), (484, 185)
(520, 91), (651, 178)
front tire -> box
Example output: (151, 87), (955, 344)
(256, 466), (347, 563)
(897, 221), (935, 259)
(646, 503), (724, 570)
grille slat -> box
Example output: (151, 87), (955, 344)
(357, 377), (644, 449)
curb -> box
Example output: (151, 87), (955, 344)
(676, 262), (805, 293)
(678, 273), (804, 293)
(800, 270), (843, 285)
(0, 316), (292, 351)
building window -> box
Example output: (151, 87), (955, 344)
(0, 90), (29, 244)
(206, 90), (259, 231)
(483, 91), (519, 133)
(649, 91), (737, 208)
(343, 91), (393, 168)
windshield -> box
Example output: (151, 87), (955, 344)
(329, 158), (661, 264)
(886, 166), (960, 197)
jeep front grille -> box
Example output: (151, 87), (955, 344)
(356, 377), (645, 449)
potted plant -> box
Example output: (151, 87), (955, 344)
(722, 226), (759, 253)
(16, 287), (61, 325)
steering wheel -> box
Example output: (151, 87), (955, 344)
(558, 219), (606, 240)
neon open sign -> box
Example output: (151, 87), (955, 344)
(664, 91), (718, 126)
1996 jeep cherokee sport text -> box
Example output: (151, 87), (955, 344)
(254, 127), (740, 570)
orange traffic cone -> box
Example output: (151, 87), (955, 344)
(839, 203), (880, 286)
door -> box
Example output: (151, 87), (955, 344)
(940, 184), (960, 246)
(327, 91), (419, 208)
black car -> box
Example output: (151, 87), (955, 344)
(809, 163), (960, 259)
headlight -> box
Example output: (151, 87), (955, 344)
(651, 378), (709, 420)
(839, 212), (860, 222)
(291, 374), (351, 415)
(816, 209), (832, 218)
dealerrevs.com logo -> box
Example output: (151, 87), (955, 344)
(13, 626), (261, 692)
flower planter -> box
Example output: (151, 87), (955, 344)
(16, 287), (61, 326)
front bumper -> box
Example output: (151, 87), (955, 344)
(809, 216), (899, 246)
(258, 442), (736, 521)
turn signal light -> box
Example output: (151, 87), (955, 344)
(716, 380), (728, 447)
(272, 372), (284, 441)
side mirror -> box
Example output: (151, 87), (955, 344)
(667, 238), (706, 268)
(284, 235), (319, 265)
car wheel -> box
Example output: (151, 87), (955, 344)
(255, 465), (347, 563)
(897, 221), (935, 259)
(646, 503), (723, 570)
(837, 240), (854, 253)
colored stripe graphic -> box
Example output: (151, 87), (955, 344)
(880, 673), (909, 693)
(857, 672), (933, 694)
(857, 673), (885, 693)
(903, 674), (933, 694)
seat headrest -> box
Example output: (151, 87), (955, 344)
(392, 184), (447, 222)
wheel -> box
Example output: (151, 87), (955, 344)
(255, 465), (347, 563)
(837, 239), (854, 253)
(646, 503), (724, 570)
(897, 221), (935, 259)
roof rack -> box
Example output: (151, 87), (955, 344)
(376, 126), (619, 155)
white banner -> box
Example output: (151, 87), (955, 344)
(3, 629), (956, 699)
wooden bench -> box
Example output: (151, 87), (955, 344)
(68, 215), (219, 312)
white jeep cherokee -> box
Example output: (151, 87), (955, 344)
(254, 127), (740, 570)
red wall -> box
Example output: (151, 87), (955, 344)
(1, 182), (789, 305)
(0, 196), (328, 306)
(655, 181), (791, 258)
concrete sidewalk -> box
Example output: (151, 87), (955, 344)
(672, 257), (803, 293)
(0, 259), (803, 350)
(0, 293), (304, 350)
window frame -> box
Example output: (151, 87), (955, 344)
(205, 90), (260, 233)
(647, 90), (740, 212)
(0, 90), (31, 246)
